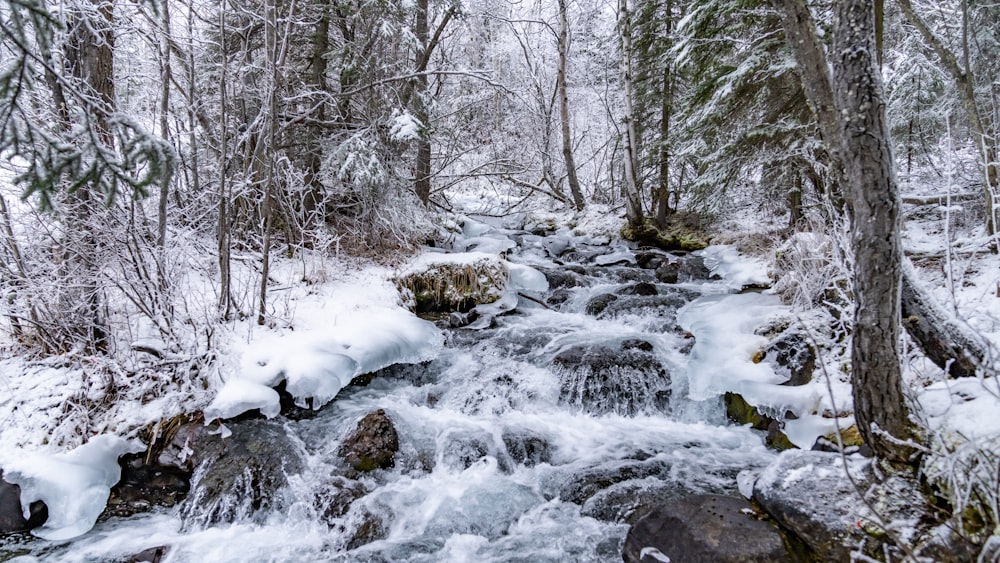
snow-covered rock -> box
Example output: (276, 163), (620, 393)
(2, 435), (144, 540)
(206, 308), (442, 419)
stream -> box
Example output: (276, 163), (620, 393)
(2, 229), (780, 562)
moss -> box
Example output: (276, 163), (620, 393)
(620, 219), (710, 251)
(821, 424), (864, 448)
(724, 392), (772, 431)
(395, 258), (508, 314)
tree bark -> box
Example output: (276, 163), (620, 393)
(832, 0), (915, 462)
(413, 0), (432, 205)
(558, 0), (586, 211)
(655, 0), (674, 227)
(774, 0), (915, 461)
(618, 0), (644, 228)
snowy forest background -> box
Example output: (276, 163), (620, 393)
(2, 0), (1000, 557)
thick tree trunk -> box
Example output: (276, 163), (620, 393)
(558, 0), (586, 211)
(655, 0), (674, 227)
(775, 0), (916, 461)
(832, 0), (915, 461)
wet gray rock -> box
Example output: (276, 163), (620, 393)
(655, 261), (680, 283)
(340, 409), (399, 472)
(636, 250), (671, 270)
(502, 430), (553, 467)
(764, 330), (816, 386)
(552, 341), (671, 415)
(623, 494), (796, 563)
(123, 545), (170, 562)
(581, 481), (681, 524)
(173, 419), (305, 526)
(617, 282), (658, 296)
(440, 429), (499, 471)
(540, 268), (588, 290)
(0, 470), (47, 534)
(584, 293), (619, 316)
(316, 475), (367, 522)
(559, 459), (666, 505)
(106, 452), (190, 518)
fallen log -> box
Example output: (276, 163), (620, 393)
(901, 260), (992, 378)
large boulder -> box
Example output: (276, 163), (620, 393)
(0, 470), (47, 534)
(339, 409), (399, 472)
(753, 450), (873, 561)
(167, 418), (305, 526)
(623, 494), (796, 563)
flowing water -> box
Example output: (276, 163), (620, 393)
(2, 234), (778, 562)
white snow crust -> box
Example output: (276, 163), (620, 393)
(1, 435), (144, 540)
(206, 307), (442, 419)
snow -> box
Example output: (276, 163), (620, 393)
(206, 307), (442, 419)
(1, 435), (144, 540)
(390, 111), (422, 142)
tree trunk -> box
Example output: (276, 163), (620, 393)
(832, 0), (915, 461)
(655, 0), (674, 227)
(217, 0), (232, 318)
(618, 0), (644, 228)
(414, 0), (431, 205)
(64, 0), (117, 353)
(558, 0), (586, 211)
(775, 0), (916, 461)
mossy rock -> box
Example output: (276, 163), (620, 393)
(396, 257), (508, 314)
(620, 219), (709, 252)
(820, 425), (864, 448)
(724, 392), (773, 431)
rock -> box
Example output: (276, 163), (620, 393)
(622, 494), (796, 563)
(0, 471), (47, 534)
(339, 410), (399, 472)
(581, 481), (681, 524)
(724, 392), (773, 431)
(173, 418), (305, 526)
(105, 453), (190, 518)
(316, 476), (367, 522)
(617, 282), (658, 296)
(677, 254), (713, 281)
(655, 261), (680, 283)
(763, 330), (816, 386)
(594, 289), (700, 323)
(636, 250), (670, 270)
(753, 450), (874, 561)
(584, 293), (619, 316)
(559, 459), (665, 505)
(540, 268), (588, 290)
(765, 420), (796, 451)
(124, 546), (170, 562)
(546, 288), (573, 307)
(502, 430), (552, 467)
(551, 342), (671, 415)
(440, 430), (492, 471)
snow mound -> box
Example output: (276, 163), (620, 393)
(206, 308), (442, 419)
(2, 435), (144, 540)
